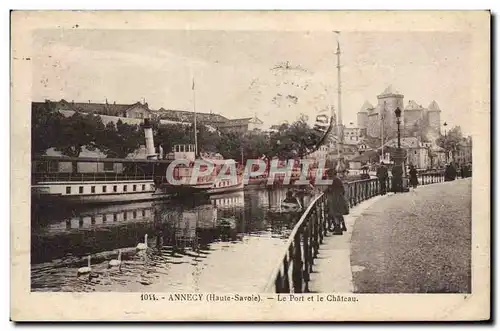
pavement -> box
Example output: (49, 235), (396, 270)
(308, 179), (471, 293)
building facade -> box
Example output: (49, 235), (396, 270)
(356, 86), (442, 141)
(34, 99), (262, 134)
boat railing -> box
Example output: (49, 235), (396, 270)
(263, 178), (382, 293)
(32, 172), (154, 184)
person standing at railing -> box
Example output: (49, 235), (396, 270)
(409, 164), (418, 191)
(444, 162), (457, 181)
(325, 169), (349, 235)
(376, 162), (389, 195)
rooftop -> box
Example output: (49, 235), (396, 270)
(358, 100), (374, 113)
(378, 84), (403, 97)
(405, 100), (424, 111)
(428, 100), (441, 111)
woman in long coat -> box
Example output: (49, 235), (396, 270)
(409, 164), (418, 190)
(325, 169), (349, 235)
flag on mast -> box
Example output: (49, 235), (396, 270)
(192, 78), (195, 90)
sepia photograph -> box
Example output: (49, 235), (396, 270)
(11, 10), (490, 321)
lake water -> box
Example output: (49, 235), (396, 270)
(31, 188), (313, 292)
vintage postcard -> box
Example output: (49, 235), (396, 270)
(11, 10), (490, 321)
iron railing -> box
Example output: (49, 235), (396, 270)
(264, 172), (449, 293)
(419, 171), (445, 185)
(264, 178), (380, 293)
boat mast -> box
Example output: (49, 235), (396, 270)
(192, 78), (198, 156)
(334, 31), (343, 169)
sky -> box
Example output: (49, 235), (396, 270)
(33, 29), (473, 134)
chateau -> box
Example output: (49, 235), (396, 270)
(356, 85), (442, 141)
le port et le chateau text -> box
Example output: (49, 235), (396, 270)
(140, 293), (359, 303)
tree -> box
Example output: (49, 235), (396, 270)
(54, 112), (106, 158)
(265, 115), (324, 159)
(156, 123), (193, 154)
(98, 120), (143, 158)
(31, 101), (65, 156)
(436, 126), (463, 160)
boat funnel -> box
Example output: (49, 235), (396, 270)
(142, 119), (158, 160)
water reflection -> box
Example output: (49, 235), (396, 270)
(31, 188), (313, 292)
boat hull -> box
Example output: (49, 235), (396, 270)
(206, 182), (244, 195)
(32, 191), (173, 207)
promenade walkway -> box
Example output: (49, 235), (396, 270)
(308, 179), (471, 293)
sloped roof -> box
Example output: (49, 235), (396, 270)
(428, 100), (441, 111)
(383, 137), (421, 149)
(53, 99), (150, 117)
(157, 109), (229, 123)
(358, 100), (374, 113)
(379, 84), (403, 96)
(219, 118), (253, 127)
(360, 136), (382, 149)
(405, 100), (424, 111)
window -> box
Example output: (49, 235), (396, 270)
(103, 215), (107, 223)
(133, 211), (137, 218)
(102, 186), (107, 193)
(133, 185), (137, 191)
(123, 185), (127, 192)
(113, 185), (118, 192)
(91, 186), (96, 193)
(142, 210), (146, 217)
(66, 187), (71, 194)
(79, 186), (84, 194)
(113, 214), (117, 222)
(123, 212), (128, 220)
(142, 184), (146, 191)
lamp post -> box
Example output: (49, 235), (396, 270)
(392, 107), (404, 192)
(395, 107), (402, 149)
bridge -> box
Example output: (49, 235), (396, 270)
(264, 173), (471, 294)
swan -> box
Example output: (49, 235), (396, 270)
(108, 250), (122, 267)
(136, 234), (148, 250)
(77, 255), (92, 275)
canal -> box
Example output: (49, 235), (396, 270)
(31, 187), (314, 292)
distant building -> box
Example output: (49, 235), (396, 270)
(455, 136), (473, 165)
(356, 85), (442, 141)
(383, 137), (433, 170)
(32, 99), (263, 134)
(344, 127), (364, 144)
(41, 99), (153, 119)
(217, 115), (264, 134)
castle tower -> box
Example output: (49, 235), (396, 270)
(376, 85), (405, 138)
(427, 100), (442, 133)
(404, 100), (424, 134)
(357, 101), (372, 129)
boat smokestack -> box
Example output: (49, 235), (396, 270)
(142, 118), (157, 160)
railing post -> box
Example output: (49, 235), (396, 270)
(349, 184), (354, 207)
(313, 206), (320, 256)
(303, 223), (311, 293)
(318, 200), (325, 244)
(292, 234), (303, 293)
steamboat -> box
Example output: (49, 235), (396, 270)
(31, 119), (244, 206)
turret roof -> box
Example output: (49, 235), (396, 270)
(379, 84), (403, 96)
(405, 100), (423, 111)
(428, 100), (441, 111)
(358, 101), (374, 113)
